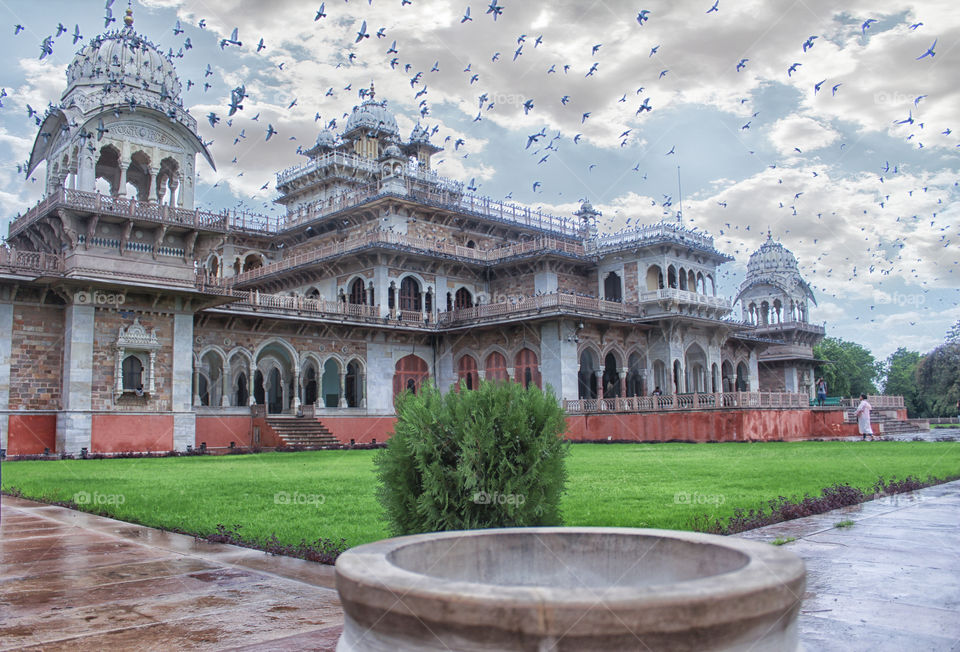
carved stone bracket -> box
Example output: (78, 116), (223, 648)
(153, 225), (168, 260)
(120, 220), (134, 255)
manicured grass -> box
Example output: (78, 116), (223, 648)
(3, 441), (958, 548)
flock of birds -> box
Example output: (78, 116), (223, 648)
(5, 1), (958, 335)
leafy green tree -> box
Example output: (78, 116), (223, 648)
(946, 319), (960, 345)
(813, 337), (881, 398)
(375, 381), (569, 536)
(915, 342), (960, 417)
(881, 348), (922, 417)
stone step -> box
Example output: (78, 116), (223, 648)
(265, 417), (340, 447)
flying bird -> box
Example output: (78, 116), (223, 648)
(219, 27), (241, 49)
(315, 3), (326, 20)
(802, 35), (818, 52)
(462, 6), (472, 22)
(256, 38), (266, 52)
(636, 9), (650, 24)
(72, 24), (83, 44)
(916, 39), (936, 59)
(173, 19), (183, 35)
(355, 20), (369, 43)
(486, 0), (504, 21)
(265, 124), (277, 141)
(787, 62), (801, 76)
(736, 58), (748, 72)
(861, 18), (877, 33)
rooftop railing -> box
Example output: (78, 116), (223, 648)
(276, 150), (380, 186)
(591, 222), (718, 253)
(639, 288), (733, 310)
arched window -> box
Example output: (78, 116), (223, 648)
(578, 350), (598, 399)
(454, 287), (473, 309)
(646, 265), (663, 291)
(484, 351), (508, 382)
(235, 372), (249, 406)
(349, 278), (366, 305)
(603, 272), (622, 302)
(399, 277), (421, 312)
(514, 349), (540, 389)
(603, 353), (620, 397)
(393, 355), (429, 399)
(457, 355), (479, 390)
(678, 268), (687, 290)
(667, 266), (677, 289)
(122, 355), (143, 391)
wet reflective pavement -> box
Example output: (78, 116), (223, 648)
(738, 479), (960, 651)
(3, 479), (958, 651)
(0, 496), (343, 650)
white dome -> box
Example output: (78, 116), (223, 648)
(382, 144), (403, 159)
(315, 129), (337, 149)
(344, 99), (399, 137)
(65, 25), (181, 101)
(746, 234), (800, 277)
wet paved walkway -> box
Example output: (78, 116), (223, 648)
(0, 496), (344, 650)
(738, 478), (960, 651)
(3, 478), (959, 651)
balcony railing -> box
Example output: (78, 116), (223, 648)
(8, 188), (286, 236)
(639, 288), (733, 310)
(841, 395), (905, 409)
(276, 150), (380, 186)
(564, 391), (811, 413)
(0, 247), (64, 275)
(229, 231), (587, 285)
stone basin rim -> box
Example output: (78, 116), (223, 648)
(335, 527), (806, 618)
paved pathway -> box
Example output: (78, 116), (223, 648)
(738, 479), (960, 651)
(0, 496), (344, 650)
(3, 479), (959, 651)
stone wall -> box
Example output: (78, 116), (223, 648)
(9, 304), (64, 410)
(91, 309), (174, 411)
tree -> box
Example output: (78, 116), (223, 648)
(375, 380), (569, 536)
(915, 342), (960, 417)
(813, 337), (881, 397)
(881, 348), (922, 417)
(946, 319), (960, 345)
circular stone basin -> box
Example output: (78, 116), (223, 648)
(335, 527), (805, 651)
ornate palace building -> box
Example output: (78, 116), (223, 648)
(1, 13), (837, 456)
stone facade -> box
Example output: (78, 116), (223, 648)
(0, 16), (825, 455)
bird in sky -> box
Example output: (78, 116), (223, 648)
(315, 4), (326, 20)
(666, 145), (676, 155)
(861, 18), (877, 34)
(266, 124), (277, 141)
(207, 112), (220, 127)
(637, 9), (650, 24)
(72, 24), (82, 44)
(355, 20), (369, 43)
(787, 62), (801, 76)
(173, 19), (183, 35)
(256, 38), (266, 52)
(737, 58), (748, 72)
(916, 39), (937, 59)
(462, 6), (472, 22)
(39, 36), (54, 60)
(649, 44), (659, 56)
(219, 27), (241, 50)
(522, 99), (534, 114)
(831, 83), (842, 96)
(814, 79), (826, 94)
(802, 35), (818, 52)
(14, 24), (24, 34)
(706, 0), (719, 13)
(659, 69), (668, 78)
(486, 0), (503, 21)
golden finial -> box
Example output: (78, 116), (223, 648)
(124, 1), (134, 28)
(369, 82), (375, 101)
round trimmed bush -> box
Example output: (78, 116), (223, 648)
(375, 380), (569, 536)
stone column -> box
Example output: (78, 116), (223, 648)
(193, 366), (201, 406)
(748, 350), (760, 392)
(619, 368), (627, 398)
(292, 364), (301, 411)
(169, 178), (180, 207)
(248, 367), (256, 406)
(146, 168), (158, 202)
(595, 370), (604, 400)
(56, 303), (95, 454)
(221, 370), (230, 407)
(538, 321), (578, 402)
(339, 372), (348, 408)
(0, 303), (13, 451)
(360, 373), (367, 409)
(117, 160), (129, 197)
(172, 313), (195, 451)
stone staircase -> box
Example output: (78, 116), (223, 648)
(265, 416), (340, 447)
(844, 410), (923, 435)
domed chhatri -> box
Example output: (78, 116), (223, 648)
(26, 4), (212, 210)
(343, 88), (401, 140)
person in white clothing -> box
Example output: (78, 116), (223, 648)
(855, 393), (874, 440)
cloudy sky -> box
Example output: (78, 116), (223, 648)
(1, 0), (957, 361)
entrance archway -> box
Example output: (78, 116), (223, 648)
(578, 350), (598, 399)
(602, 352), (621, 397)
(267, 367), (283, 413)
(393, 355), (428, 399)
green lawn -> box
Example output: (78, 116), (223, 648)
(3, 441), (958, 548)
